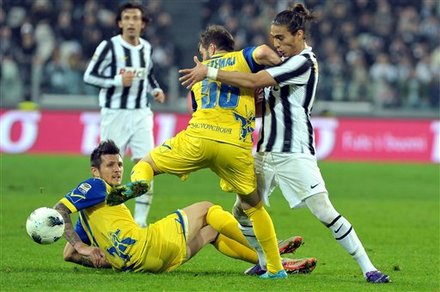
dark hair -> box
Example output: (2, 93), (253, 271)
(199, 25), (235, 52)
(272, 3), (316, 38)
(115, 2), (150, 33)
(90, 140), (121, 168)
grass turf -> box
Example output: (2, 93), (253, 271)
(1, 154), (439, 291)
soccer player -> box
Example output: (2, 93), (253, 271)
(83, 2), (165, 227)
(179, 4), (390, 284)
(54, 140), (313, 274)
(124, 25), (286, 279)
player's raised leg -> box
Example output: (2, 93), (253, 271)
(131, 158), (155, 182)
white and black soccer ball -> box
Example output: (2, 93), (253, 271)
(26, 207), (65, 244)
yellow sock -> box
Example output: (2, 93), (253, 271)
(131, 160), (154, 182)
(206, 205), (253, 250)
(243, 202), (283, 273)
(212, 234), (258, 264)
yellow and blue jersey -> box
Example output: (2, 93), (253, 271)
(59, 178), (188, 272)
(188, 47), (264, 150)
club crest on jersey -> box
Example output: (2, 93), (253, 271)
(233, 112), (255, 142)
(107, 229), (136, 261)
(78, 183), (92, 195)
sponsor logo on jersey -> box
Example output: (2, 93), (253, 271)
(119, 67), (146, 78)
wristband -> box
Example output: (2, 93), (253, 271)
(207, 66), (219, 80)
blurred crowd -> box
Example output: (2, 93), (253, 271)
(0, 0), (175, 103)
(203, 0), (440, 109)
(1, 0), (439, 111)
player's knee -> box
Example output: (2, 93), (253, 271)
(237, 190), (260, 210)
(200, 201), (215, 211)
(305, 192), (339, 224)
(206, 227), (220, 244)
(207, 203), (221, 215)
(232, 204), (252, 226)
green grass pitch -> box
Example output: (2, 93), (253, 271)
(1, 154), (439, 291)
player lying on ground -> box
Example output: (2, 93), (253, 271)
(54, 140), (316, 274)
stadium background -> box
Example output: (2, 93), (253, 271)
(1, 0), (439, 114)
(0, 0), (439, 162)
(0, 1), (439, 290)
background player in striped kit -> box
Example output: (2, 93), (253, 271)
(179, 3), (390, 284)
(84, 2), (165, 227)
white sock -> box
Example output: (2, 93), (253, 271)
(239, 224), (267, 268)
(134, 181), (153, 227)
(306, 193), (377, 276)
(327, 215), (376, 275)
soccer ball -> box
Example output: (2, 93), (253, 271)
(26, 207), (65, 244)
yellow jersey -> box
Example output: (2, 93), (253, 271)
(60, 178), (187, 272)
(187, 47), (264, 150)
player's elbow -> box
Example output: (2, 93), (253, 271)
(63, 253), (73, 262)
(63, 243), (75, 262)
(63, 251), (73, 263)
(254, 45), (281, 66)
(83, 74), (90, 84)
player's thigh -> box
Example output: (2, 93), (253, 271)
(181, 201), (214, 244)
(213, 144), (256, 195)
(100, 109), (130, 149)
(150, 131), (209, 177)
(129, 111), (154, 160)
(275, 153), (327, 208)
(146, 213), (187, 272)
(254, 152), (278, 206)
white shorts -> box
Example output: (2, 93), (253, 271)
(254, 152), (328, 208)
(100, 108), (154, 160)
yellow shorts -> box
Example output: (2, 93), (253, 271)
(150, 130), (256, 195)
(137, 210), (189, 273)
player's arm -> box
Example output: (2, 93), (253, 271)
(147, 53), (166, 103)
(179, 56), (277, 90)
(62, 242), (111, 269)
(54, 202), (108, 268)
(253, 45), (282, 67)
(83, 40), (125, 88)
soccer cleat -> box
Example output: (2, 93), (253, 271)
(259, 269), (288, 279)
(244, 264), (266, 276)
(245, 235), (305, 276)
(278, 235), (303, 255)
(282, 258), (317, 274)
(106, 181), (150, 206)
(365, 270), (390, 283)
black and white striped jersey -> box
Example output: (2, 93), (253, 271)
(257, 47), (319, 154)
(84, 35), (162, 109)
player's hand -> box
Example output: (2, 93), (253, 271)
(75, 242), (107, 268)
(122, 71), (134, 87)
(178, 56), (208, 89)
(154, 90), (166, 103)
